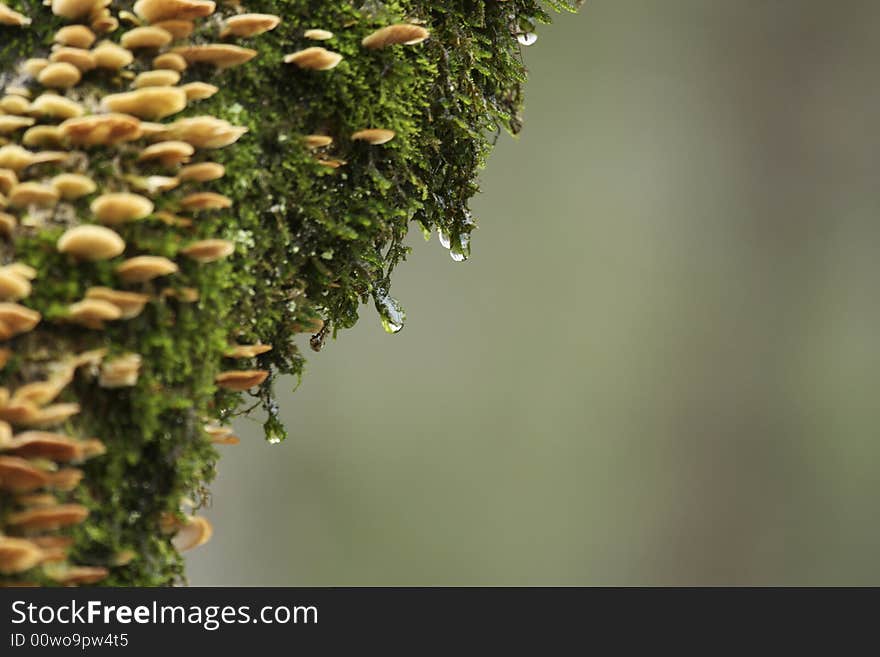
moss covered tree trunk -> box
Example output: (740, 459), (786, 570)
(0, 0), (576, 586)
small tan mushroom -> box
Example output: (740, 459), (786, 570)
(67, 298), (121, 328)
(58, 225), (126, 260)
(51, 0), (96, 20)
(91, 14), (119, 35)
(50, 47), (97, 72)
(0, 116), (35, 134)
(98, 353), (142, 388)
(362, 24), (430, 49)
(9, 182), (59, 208)
(115, 256), (178, 283)
(10, 373), (70, 406)
(0, 270), (30, 301)
(180, 81), (218, 101)
(0, 212), (16, 238)
(92, 41), (135, 69)
(160, 286), (199, 302)
(352, 128), (396, 145)
(0, 145), (35, 171)
(0, 538), (44, 575)
(283, 47), (343, 71)
(16, 493), (59, 508)
(55, 25), (97, 49)
(1, 432), (85, 462)
(171, 515), (213, 551)
(0, 169), (17, 194)
(23, 60), (50, 79)
(125, 175), (180, 194)
(153, 18), (194, 39)
(162, 116), (247, 148)
(0, 303), (40, 336)
(225, 343), (272, 358)
(85, 287), (149, 318)
(102, 87), (187, 120)
(5, 86), (30, 99)
(0, 94), (30, 114)
(304, 29), (334, 41)
(153, 52), (187, 71)
(172, 44), (257, 68)
(181, 238), (234, 262)
(0, 456), (50, 492)
(37, 62), (82, 89)
(133, 0), (215, 23)
(121, 25), (173, 50)
(91, 193), (154, 224)
(137, 140), (193, 166)
(52, 173), (96, 200)
(21, 403), (81, 429)
(134, 69), (181, 88)
(7, 504), (89, 530)
(316, 158), (346, 169)
(48, 565), (109, 585)
(179, 192), (231, 211)
(0, 399), (40, 424)
(178, 162), (224, 182)
(2, 263), (36, 280)
(0, 2), (30, 26)
(303, 134), (333, 149)
(215, 369), (268, 391)
(29, 94), (84, 119)
(60, 113), (143, 146)
(49, 468), (83, 491)
(220, 13), (280, 38)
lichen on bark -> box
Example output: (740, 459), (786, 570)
(0, 0), (577, 586)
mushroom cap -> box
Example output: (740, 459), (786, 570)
(121, 25), (173, 50)
(47, 565), (109, 585)
(215, 369), (268, 391)
(91, 192), (154, 224)
(134, 69), (181, 88)
(137, 140), (194, 166)
(352, 128), (396, 145)
(0, 270), (31, 301)
(23, 126), (65, 149)
(0, 456), (50, 492)
(171, 515), (213, 551)
(153, 52), (188, 71)
(153, 18), (194, 39)
(10, 373), (70, 406)
(0, 94), (31, 114)
(0, 3), (30, 26)
(7, 504), (90, 530)
(180, 81), (218, 101)
(2, 432), (85, 462)
(98, 353), (142, 387)
(0, 212), (16, 238)
(20, 403), (81, 429)
(304, 29), (334, 41)
(133, 0), (215, 23)
(2, 263), (36, 280)
(52, 173), (97, 200)
(0, 303), (40, 335)
(58, 225), (126, 260)
(178, 162), (225, 182)
(115, 255), (179, 283)
(172, 44), (257, 68)
(181, 238), (235, 263)
(0, 399), (40, 424)
(0, 115), (35, 134)
(221, 13), (281, 38)
(60, 113), (143, 145)
(225, 343), (273, 359)
(179, 192), (231, 211)
(303, 134), (333, 149)
(50, 47), (97, 72)
(37, 62), (82, 89)
(102, 87), (188, 120)
(67, 298), (123, 326)
(0, 537), (44, 575)
(92, 14), (120, 35)
(283, 47), (343, 71)
(87, 287), (149, 318)
(51, 0), (96, 19)
(0, 169), (17, 194)
(9, 182), (59, 208)
(92, 41), (135, 69)
(361, 24), (431, 49)
(29, 94), (84, 119)
(55, 25), (97, 49)
(49, 468), (83, 491)
(162, 116), (247, 148)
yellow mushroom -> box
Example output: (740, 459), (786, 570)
(91, 193), (154, 224)
(51, 0), (97, 20)
(283, 47), (343, 71)
(0, 270), (30, 301)
(85, 287), (149, 319)
(220, 13), (280, 38)
(180, 81), (218, 101)
(178, 162), (224, 182)
(171, 515), (213, 551)
(57, 225), (126, 260)
(60, 113), (143, 146)
(153, 52), (187, 71)
(0, 116), (35, 134)
(0, 303), (40, 336)
(133, 0), (215, 23)
(37, 62), (82, 89)
(102, 87), (187, 120)
(172, 44), (257, 68)
(134, 69), (181, 88)
(120, 25), (173, 50)
(29, 94), (84, 120)
(161, 116), (247, 148)
(115, 256), (178, 283)
(180, 238), (234, 262)
(54, 25), (97, 49)
(52, 173), (97, 200)
(303, 134), (333, 149)
(0, 170), (16, 194)
(92, 41), (135, 69)
(18, 403), (81, 429)
(362, 24), (430, 49)
(22, 58), (48, 77)
(0, 212), (16, 238)
(0, 95), (30, 114)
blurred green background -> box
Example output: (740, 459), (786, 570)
(188, 0), (880, 585)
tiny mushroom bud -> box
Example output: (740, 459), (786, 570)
(181, 238), (235, 263)
(57, 225), (126, 260)
(283, 47), (343, 71)
(91, 193), (154, 224)
(215, 369), (268, 391)
(115, 256), (179, 283)
(37, 62), (82, 89)
(362, 23), (430, 49)
(304, 29), (334, 41)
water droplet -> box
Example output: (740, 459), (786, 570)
(438, 227), (451, 249)
(517, 32), (538, 46)
(374, 288), (406, 334)
(449, 249), (467, 262)
(268, 436), (282, 445)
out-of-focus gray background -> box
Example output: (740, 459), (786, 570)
(189, 0), (880, 585)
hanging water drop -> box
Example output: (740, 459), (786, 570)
(438, 227), (452, 249)
(374, 287), (406, 334)
(517, 32), (538, 46)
